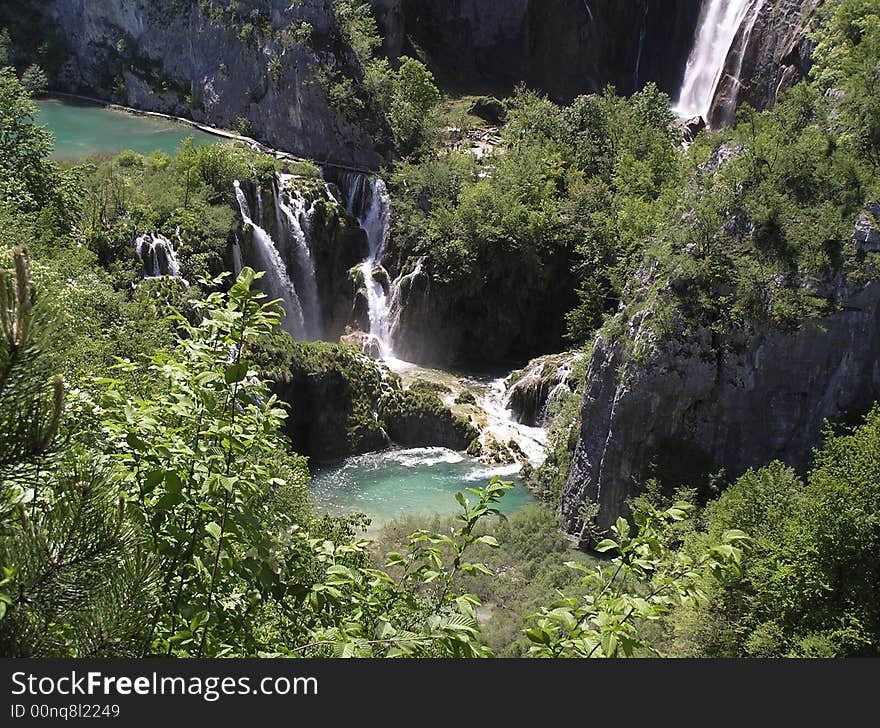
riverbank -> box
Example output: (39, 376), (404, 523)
(43, 91), (377, 174)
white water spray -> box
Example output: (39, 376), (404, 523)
(276, 174), (322, 340)
(341, 173), (397, 359)
(134, 232), (186, 282)
(233, 179), (307, 340)
(478, 378), (548, 467)
(674, 0), (758, 121)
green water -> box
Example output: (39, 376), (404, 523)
(310, 447), (534, 535)
(35, 99), (224, 159)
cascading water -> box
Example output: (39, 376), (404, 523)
(134, 232), (184, 280)
(231, 235), (243, 276)
(633, 4), (649, 89)
(275, 174), (322, 341)
(233, 179), (307, 340)
(536, 355), (581, 425)
(387, 257), (425, 340)
(340, 173), (396, 359)
(478, 378), (548, 467)
(674, 0), (758, 121)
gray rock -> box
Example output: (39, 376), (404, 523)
(853, 203), (880, 255)
(709, 0), (821, 127)
(561, 216), (880, 541)
(45, 0), (384, 168)
(373, 0), (703, 101)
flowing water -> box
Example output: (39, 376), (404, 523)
(36, 98), (224, 159)
(233, 180), (308, 339)
(40, 101), (550, 531)
(339, 173), (397, 358)
(674, 0), (757, 120)
(310, 447), (534, 535)
(275, 175), (322, 340)
(134, 232), (183, 279)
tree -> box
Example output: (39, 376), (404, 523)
(0, 247), (158, 657)
(0, 67), (54, 213)
(389, 57), (440, 156)
(20, 64), (47, 97)
(671, 407), (880, 657)
(525, 501), (748, 657)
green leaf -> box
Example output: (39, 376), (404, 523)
(594, 539), (619, 553)
(165, 471), (184, 494)
(224, 361), (248, 384)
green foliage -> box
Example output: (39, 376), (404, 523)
(671, 408), (880, 657)
(812, 0), (880, 167)
(80, 268), (311, 656)
(526, 502), (749, 657)
(374, 503), (593, 656)
(388, 57), (441, 156)
(0, 248), (159, 657)
(379, 388), (478, 448)
(79, 141), (276, 288)
(386, 84), (683, 354)
(0, 68), (55, 214)
(322, 2), (440, 157)
(20, 63), (47, 96)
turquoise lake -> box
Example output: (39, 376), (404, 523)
(35, 98), (224, 159)
(310, 447), (534, 534)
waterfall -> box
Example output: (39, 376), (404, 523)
(581, 1), (594, 26)
(387, 257), (425, 341)
(275, 174), (322, 341)
(478, 378), (548, 467)
(339, 173), (396, 359)
(634, 3), (649, 89)
(712, 0), (767, 126)
(537, 355), (581, 424)
(134, 232), (185, 281)
(674, 0), (758, 121)
(231, 235), (243, 276)
(233, 179), (307, 340)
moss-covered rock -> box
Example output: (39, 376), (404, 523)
(410, 379), (452, 396)
(379, 389), (478, 450)
(262, 339), (397, 462)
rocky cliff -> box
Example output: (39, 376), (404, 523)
(41, 0), (384, 168)
(388, 250), (577, 367)
(561, 203), (880, 539)
(709, 0), (823, 127)
(372, 0), (702, 101)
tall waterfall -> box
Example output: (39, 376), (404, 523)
(674, 0), (758, 121)
(275, 174), (322, 341)
(233, 179), (307, 340)
(340, 173), (396, 359)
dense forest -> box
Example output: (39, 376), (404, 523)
(1, 0), (879, 658)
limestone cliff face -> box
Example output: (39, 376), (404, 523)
(561, 205), (880, 538)
(389, 250), (577, 367)
(709, 0), (822, 127)
(372, 0), (702, 101)
(45, 0), (383, 168)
